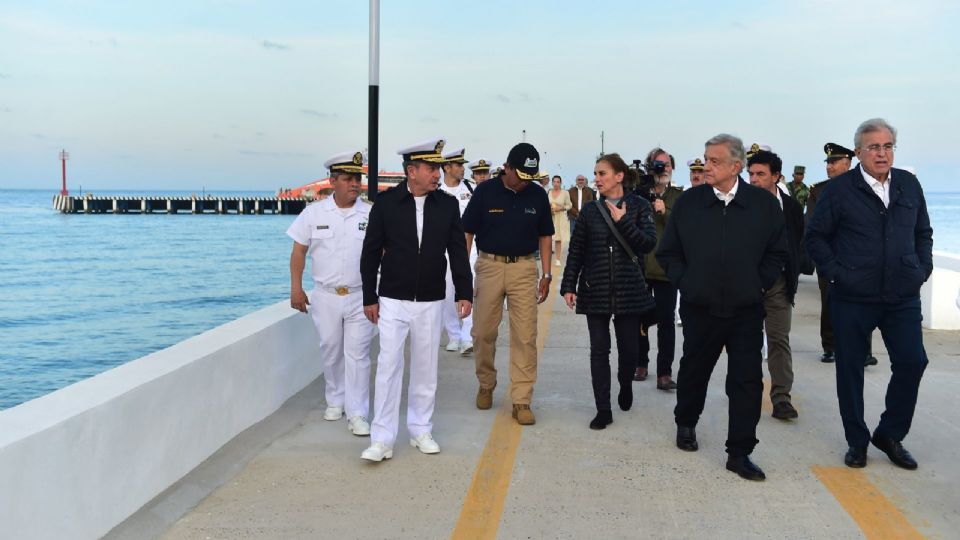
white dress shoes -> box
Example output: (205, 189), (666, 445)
(445, 340), (461, 352)
(347, 416), (370, 436)
(410, 433), (441, 454)
(361, 442), (393, 462)
(323, 406), (344, 421)
(460, 341), (474, 355)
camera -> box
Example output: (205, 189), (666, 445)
(632, 159), (658, 202)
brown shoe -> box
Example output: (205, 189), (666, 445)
(512, 404), (536, 425)
(476, 387), (494, 410)
(656, 376), (677, 391)
(634, 367), (648, 382)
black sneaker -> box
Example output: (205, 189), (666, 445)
(820, 351), (835, 363)
(772, 401), (799, 420)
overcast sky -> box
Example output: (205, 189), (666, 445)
(2, 0), (958, 192)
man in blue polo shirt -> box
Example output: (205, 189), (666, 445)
(462, 142), (554, 425)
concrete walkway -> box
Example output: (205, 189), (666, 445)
(125, 276), (958, 539)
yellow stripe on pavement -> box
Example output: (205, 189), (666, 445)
(812, 466), (925, 540)
(451, 279), (558, 540)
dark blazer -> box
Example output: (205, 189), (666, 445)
(567, 186), (596, 220)
(656, 179), (789, 317)
(360, 181), (473, 306)
(803, 165), (933, 303)
(560, 193), (657, 315)
(781, 191), (805, 303)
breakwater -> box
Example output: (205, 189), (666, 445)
(52, 194), (308, 214)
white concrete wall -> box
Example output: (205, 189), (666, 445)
(0, 301), (320, 540)
(921, 251), (960, 330)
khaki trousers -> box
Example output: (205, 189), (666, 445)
(472, 256), (539, 404)
(763, 274), (794, 404)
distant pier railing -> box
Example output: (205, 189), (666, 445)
(52, 194), (309, 215)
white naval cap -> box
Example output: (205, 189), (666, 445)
(468, 159), (491, 171)
(746, 143), (772, 159)
(687, 157), (705, 171)
(324, 151), (365, 174)
(442, 147), (468, 164)
(397, 137), (446, 163)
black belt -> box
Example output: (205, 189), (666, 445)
(478, 251), (536, 264)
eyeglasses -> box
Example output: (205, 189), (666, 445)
(863, 143), (896, 154)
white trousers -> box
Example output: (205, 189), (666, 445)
(371, 297), (443, 446)
(442, 251), (477, 343)
(309, 288), (375, 419)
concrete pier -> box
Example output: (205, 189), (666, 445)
(52, 194), (308, 215)
(111, 275), (959, 540)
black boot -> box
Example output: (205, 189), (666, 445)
(589, 410), (613, 430)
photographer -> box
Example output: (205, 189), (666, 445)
(634, 148), (683, 390)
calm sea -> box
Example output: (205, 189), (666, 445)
(1, 189), (959, 410)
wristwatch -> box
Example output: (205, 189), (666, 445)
(542, 273), (552, 279)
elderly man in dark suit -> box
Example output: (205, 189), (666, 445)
(567, 174), (595, 236)
(805, 118), (933, 470)
(657, 133), (788, 481)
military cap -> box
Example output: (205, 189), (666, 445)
(823, 142), (855, 162)
(442, 147), (468, 164)
(746, 143), (772, 159)
(397, 138), (446, 163)
(686, 157), (705, 171)
(324, 151), (364, 174)
(505, 142), (540, 181)
(468, 159), (491, 171)
(793, 165), (805, 174)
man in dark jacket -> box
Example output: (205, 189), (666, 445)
(657, 133), (788, 481)
(747, 149), (804, 421)
(358, 138), (473, 463)
(805, 118), (933, 470)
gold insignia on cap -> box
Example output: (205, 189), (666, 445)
(352, 152), (363, 165)
(435, 140), (445, 154)
(479, 159), (487, 166)
(750, 143), (760, 153)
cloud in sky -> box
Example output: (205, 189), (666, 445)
(300, 109), (337, 119)
(261, 40), (290, 50)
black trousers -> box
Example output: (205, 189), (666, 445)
(830, 296), (927, 448)
(674, 302), (764, 457)
(819, 274), (874, 357)
(638, 279), (678, 377)
(586, 314), (640, 411)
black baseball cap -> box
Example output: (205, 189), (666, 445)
(506, 142), (540, 181)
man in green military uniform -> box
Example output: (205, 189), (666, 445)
(637, 147), (683, 389)
(788, 165), (809, 207)
(806, 142), (878, 367)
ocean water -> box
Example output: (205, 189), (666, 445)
(1, 189), (959, 410)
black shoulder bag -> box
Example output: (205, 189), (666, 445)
(594, 200), (658, 331)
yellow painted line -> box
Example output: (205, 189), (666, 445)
(812, 466), (925, 540)
(451, 277), (558, 540)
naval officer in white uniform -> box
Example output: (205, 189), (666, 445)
(439, 147), (477, 355)
(288, 151), (375, 436)
(359, 138), (473, 462)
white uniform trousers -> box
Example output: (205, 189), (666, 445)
(371, 296), (443, 446)
(309, 288), (375, 419)
(442, 250), (477, 343)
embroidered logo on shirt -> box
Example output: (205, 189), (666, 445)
(460, 193), (471, 200)
(358, 221), (368, 231)
(316, 225), (330, 230)
(524, 207), (537, 215)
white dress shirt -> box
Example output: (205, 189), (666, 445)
(286, 196), (370, 288)
(713, 179), (740, 206)
(860, 167), (891, 208)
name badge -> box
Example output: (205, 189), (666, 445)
(316, 225), (330, 230)
(488, 208), (504, 213)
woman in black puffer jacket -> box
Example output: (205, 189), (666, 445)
(560, 153), (657, 430)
